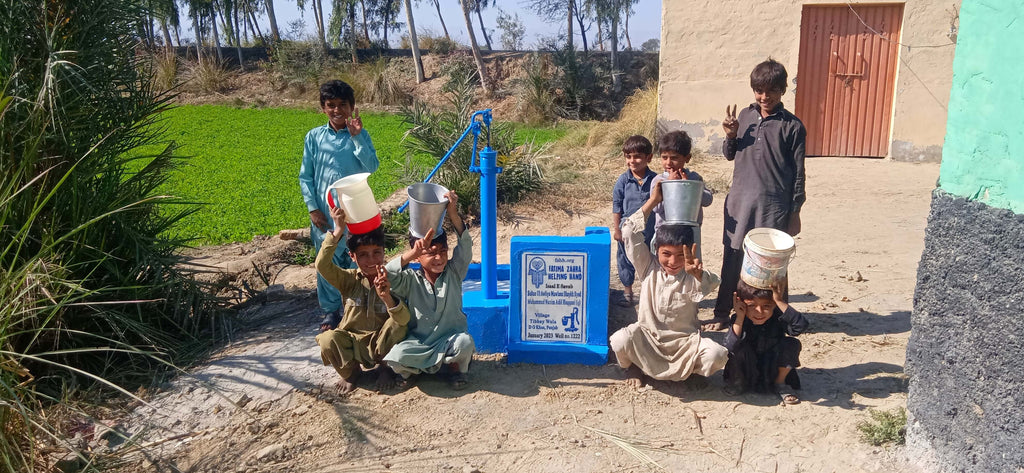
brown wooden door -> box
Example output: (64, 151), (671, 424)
(796, 4), (903, 157)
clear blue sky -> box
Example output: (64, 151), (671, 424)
(185, 0), (662, 49)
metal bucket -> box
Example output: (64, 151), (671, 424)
(407, 182), (449, 238)
(661, 180), (704, 224)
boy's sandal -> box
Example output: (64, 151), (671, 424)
(776, 384), (800, 405)
(319, 310), (341, 331)
(449, 372), (468, 390)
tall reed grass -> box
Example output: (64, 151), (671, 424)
(2, 0), (223, 470)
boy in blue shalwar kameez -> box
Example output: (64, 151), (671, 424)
(299, 80), (379, 329)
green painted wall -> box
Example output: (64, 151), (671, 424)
(938, 0), (1024, 213)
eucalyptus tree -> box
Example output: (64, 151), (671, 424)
(264, 0), (282, 41)
(152, 0), (181, 48)
(419, 0), (450, 39)
(525, 0), (574, 51)
(458, 0), (489, 92)
(297, 0), (329, 48)
(404, 0), (424, 82)
(469, 0), (492, 50)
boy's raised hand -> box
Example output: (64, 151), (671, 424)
(444, 190), (459, 214)
(347, 107), (363, 136)
(683, 243), (703, 281)
(732, 292), (748, 320)
(329, 203), (347, 227)
(373, 265), (396, 307)
(412, 227), (435, 258)
(723, 104), (739, 138)
(771, 278), (789, 312)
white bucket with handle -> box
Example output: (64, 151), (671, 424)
(740, 228), (796, 289)
(661, 179), (703, 225)
(407, 182), (449, 238)
(325, 172), (382, 234)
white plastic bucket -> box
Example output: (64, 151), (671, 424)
(740, 228), (796, 289)
(661, 180), (703, 224)
(324, 172), (382, 234)
(407, 182), (449, 238)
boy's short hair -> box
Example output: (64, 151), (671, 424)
(651, 224), (695, 250)
(658, 131), (692, 156)
(347, 227), (386, 253)
(750, 58), (788, 93)
(320, 80), (356, 107)
(408, 231), (448, 250)
(622, 135), (653, 155)
(736, 279), (774, 301)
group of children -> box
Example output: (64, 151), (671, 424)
(301, 80), (474, 394)
(302, 58), (809, 403)
(610, 58), (808, 404)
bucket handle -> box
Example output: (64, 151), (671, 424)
(325, 188), (337, 210)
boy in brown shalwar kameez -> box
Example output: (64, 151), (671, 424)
(314, 205), (410, 393)
(609, 181), (729, 390)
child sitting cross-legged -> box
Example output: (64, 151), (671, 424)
(314, 205), (410, 394)
(383, 191), (475, 390)
(723, 279), (809, 404)
(609, 181), (729, 390)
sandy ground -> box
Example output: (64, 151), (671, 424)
(120, 155), (939, 473)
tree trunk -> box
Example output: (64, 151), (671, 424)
(404, 0), (424, 83)
(360, 0), (371, 43)
(433, 0), (450, 39)
(459, 0), (489, 93)
(575, 7), (589, 52)
(383, 4), (390, 46)
(566, 0), (573, 50)
(249, 8), (266, 44)
(596, 19), (604, 52)
(210, 6), (224, 62)
(265, 0), (281, 42)
(160, 19), (174, 50)
(474, 2), (492, 50)
(191, 9), (202, 65)
(311, 0), (327, 49)
(349, 2), (358, 63)
(174, 23), (181, 46)
(610, 0), (620, 92)
(624, 3), (632, 50)
(234, 5), (244, 69)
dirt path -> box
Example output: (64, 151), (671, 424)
(123, 157), (939, 473)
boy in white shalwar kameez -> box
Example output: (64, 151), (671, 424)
(609, 181), (729, 389)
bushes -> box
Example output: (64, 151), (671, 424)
(857, 408), (907, 446)
(399, 72), (546, 216)
(1, 0), (222, 470)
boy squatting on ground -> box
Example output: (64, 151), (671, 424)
(610, 180), (729, 389)
(612, 135), (659, 307)
(724, 279), (809, 404)
(314, 205), (410, 394)
(382, 192), (476, 390)
(299, 80), (379, 329)
(708, 58), (807, 331)
(649, 131), (714, 257)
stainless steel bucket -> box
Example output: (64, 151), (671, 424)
(407, 182), (449, 238)
(661, 180), (703, 224)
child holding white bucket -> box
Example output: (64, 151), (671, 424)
(609, 181), (729, 390)
(314, 205), (410, 394)
(709, 58), (807, 331)
(299, 80), (379, 330)
(650, 131), (714, 251)
(383, 191), (476, 390)
(723, 278), (808, 405)
(611, 135), (659, 307)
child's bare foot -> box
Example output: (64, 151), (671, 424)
(336, 368), (361, 394)
(395, 374), (416, 391)
(374, 366), (397, 392)
(449, 372), (468, 390)
(701, 316), (729, 331)
(623, 365), (645, 389)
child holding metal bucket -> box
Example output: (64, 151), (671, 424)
(609, 180), (728, 391)
(708, 58), (807, 331)
(724, 278), (808, 404)
(383, 190), (476, 390)
(649, 131), (714, 256)
(299, 80), (379, 330)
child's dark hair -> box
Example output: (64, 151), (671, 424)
(320, 80), (356, 107)
(346, 227), (386, 253)
(622, 135), (653, 155)
(736, 279), (774, 301)
(651, 224), (694, 250)
(750, 58), (788, 93)
(408, 231), (448, 250)
(658, 131), (692, 156)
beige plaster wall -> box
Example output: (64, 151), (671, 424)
(657, 0), (958, 161)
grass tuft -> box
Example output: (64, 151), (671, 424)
(857, 407), (907, 446)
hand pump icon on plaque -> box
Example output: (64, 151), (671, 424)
(561, 307), (580, 333)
